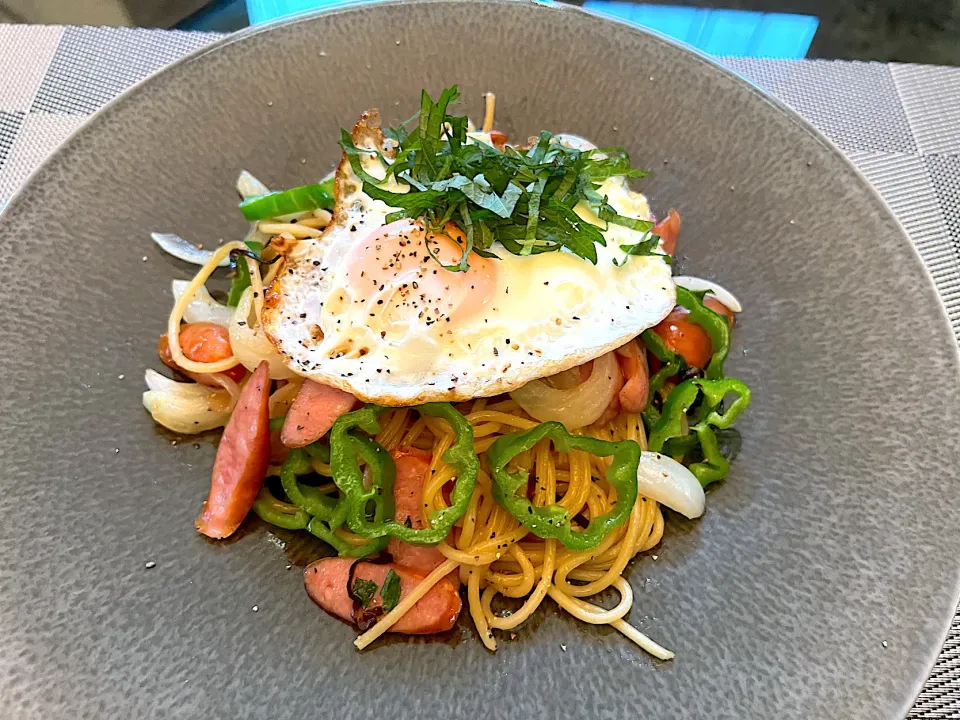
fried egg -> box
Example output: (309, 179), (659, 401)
(262, 110), (675, 405)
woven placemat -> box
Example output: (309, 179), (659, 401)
(1, 23), (959, 717)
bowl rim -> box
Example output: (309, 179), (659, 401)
(1, 3), (958, 715)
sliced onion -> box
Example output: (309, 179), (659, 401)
(269, 377), (304, 419)
(151, 232), (231, 268)
(636, 451), (705, 519)
(236, 169), (270, 199)
(229, 287), (295, 380)
(543, 366), (585, 390)
(553, 133), (598, 152)
(171, 280), (234, 327)
(511, 352), (621, 430)
(142, 369), (235, 434)
(190, 372), (241, 406)
(673, 276), (743, 313)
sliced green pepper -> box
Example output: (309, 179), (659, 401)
(638, 329), (684, 428)
(251, 439), (385, 557)
(675, 286), (730, 380)
(694, 378), (752, 429)
(280, 448), (346, 527)
(487, 422), (640, 551)
(226, 240), (263, 307)
(304, 442), (331, 464)
(239, 178), (336, 221)
(647, 377), (751, 487)
(691, 425), (730, 486)
(307, 517), (389, 558)
(661, 434), (700, 458)
(329, 403), (479, 545)
(641, 327), (686, 398)
(647, 380), (701, 452)
(251, 487), (310, 530)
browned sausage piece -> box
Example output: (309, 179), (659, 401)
(157, 324), (247, 384)
(616, 340), (650, 414)
(195, 360), (271, 539)
(387, 447), (449, 573)
(280, 380), (356, 448)
(304, 557), (461, 634)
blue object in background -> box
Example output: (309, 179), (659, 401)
(177, 0), (249, 30)
(242, 0), (818, 60)
(585, 2), (818, 58)
(246, 0), (359, 24)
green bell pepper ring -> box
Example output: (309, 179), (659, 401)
(304, 441), (331, 464)
(307, 517), (390, 558)
(252, 442), (386, 557)
(647, 380), (701, 453)
(280, 448), (346, 527)
(251, 487), (310, 530)
(661, 434), (701, 458)
(675, 286), (730, 379)
(694, 377), (752, 430)
(487, 422), (641, 551)
(327, 406), (395, 536)
(688, 378), (751, 484)
(647, 378), (751, 487)
(640, 328), (686, 399)
(689, 426), (729, 486)
(239, 178), (336, 221)
(329, 403), (479, 545)
(638, 330), (682, 429)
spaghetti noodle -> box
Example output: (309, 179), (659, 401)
(354, 401), (670, 655)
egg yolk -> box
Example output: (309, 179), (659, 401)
(337, 219), (497, 342)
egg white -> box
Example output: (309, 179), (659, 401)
(262, 111), (675, 405)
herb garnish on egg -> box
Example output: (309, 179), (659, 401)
(339, 85), (668, 272)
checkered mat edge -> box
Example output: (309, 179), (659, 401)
(1, 24), (960, 717)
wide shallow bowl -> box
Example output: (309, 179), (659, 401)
(1, 1), (958, 717)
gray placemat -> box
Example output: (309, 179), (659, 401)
(1, 22), (959, 718)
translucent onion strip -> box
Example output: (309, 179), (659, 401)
(228, 287), (295, 379)
(636, 451), (705, 519)
(510, 352), (621, 429)
(151, 232), (230, 267)
(142, 369), (235, 433)
(236, 169), (270, 199)
(269, 378), (304, 419)
(171, 280), (234, 327)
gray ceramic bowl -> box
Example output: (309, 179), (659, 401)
(1, 1), (958, 718)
